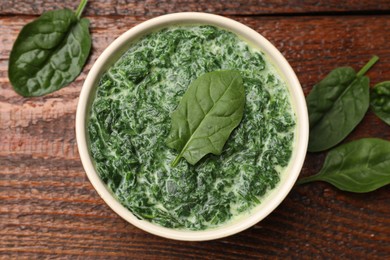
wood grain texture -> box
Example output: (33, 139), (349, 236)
(1, 9), (390, 259)
(0, 0), (390, 16)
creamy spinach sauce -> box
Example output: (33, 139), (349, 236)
(88, 25), (296, 230)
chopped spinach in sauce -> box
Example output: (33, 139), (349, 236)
(88, 25), (296, 230)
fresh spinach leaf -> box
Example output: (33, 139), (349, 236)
(298, 138), (390, 193)
(371, 81), (390, 126)
(166, 70), (245, 166)
(8, 0), (91, 97)
(307, 56), (379, 152)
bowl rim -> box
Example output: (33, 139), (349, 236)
(76, 12), (308, 241)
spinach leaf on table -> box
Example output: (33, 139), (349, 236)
(371, 81), (390, 126)
(166, 70), (245, 167)
(8, 0), (91, 97)
(306, 56), (379, 152)
(298, 138), (390, 193)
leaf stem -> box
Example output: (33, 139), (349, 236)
(75, 0), (88, 20)
(357, 55), (379, 78)
(171, 155), (181, 167)
(296, 175), (320, 185)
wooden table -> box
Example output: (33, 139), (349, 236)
(1, 1), (390, 258)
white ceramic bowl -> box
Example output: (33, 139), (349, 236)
(76, 12), (308, 241)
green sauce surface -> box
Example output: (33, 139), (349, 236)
(88, 25), (296, 230)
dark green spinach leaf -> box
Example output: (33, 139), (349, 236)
(166, 70), (245, 166)
(371, 81), (390, 126)
(8, 0), (91, 97)
(298, 138), (390, 193)
(307, 56), (379, 152)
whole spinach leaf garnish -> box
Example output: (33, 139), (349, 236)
(8, 0), (91, 97)
(298, 138), (390, 193)
(371, 81), (390, 126)
(166, 70), (245, 167)
(306, 56), (379, 152)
